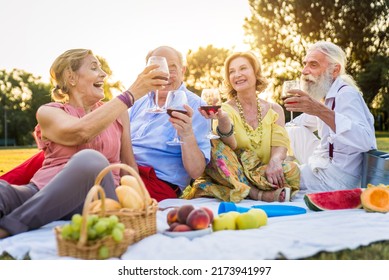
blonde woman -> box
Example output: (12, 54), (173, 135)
(184, 51), (300, 202)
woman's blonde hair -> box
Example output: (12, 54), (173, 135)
(50, 49), (93, 102)
(222, 51), (268, 99)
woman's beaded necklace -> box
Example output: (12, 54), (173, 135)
(234, 95), (263, 147)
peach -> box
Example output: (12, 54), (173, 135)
(200, 207), (214, 223)
(172, 224), (192, 232)
(186, 208), (210, 230)
(168, 222), (181, 231)
(166, 208), (179, 225)
(177, 205), (195, 224)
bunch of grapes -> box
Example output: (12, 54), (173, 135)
(61, 214), (125, 243)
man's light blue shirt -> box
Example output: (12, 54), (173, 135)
(129, 84), (211, 189)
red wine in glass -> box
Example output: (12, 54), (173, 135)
(281, 95), (297, 104)
(167, 108), (188, 117)
(200, 105), (221, 114)
(201, 89), (222, 139)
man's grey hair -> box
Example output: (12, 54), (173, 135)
(307, 41), (360, 93)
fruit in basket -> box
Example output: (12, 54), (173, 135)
(186, 208), (211, 230)
(88, 198), (122, 212)
(98, 245), (109, 259)
(361, 186), (389, 213)
(304, 188), (363, 211)
(115, 185), (145, 209)
(120, 174), (152, 206)
(61, 213), (125, 244)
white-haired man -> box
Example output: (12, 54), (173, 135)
(284, 41), (376, 194)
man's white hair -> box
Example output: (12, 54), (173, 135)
(307, 41), (361, 93)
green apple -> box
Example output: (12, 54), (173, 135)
(235, 212), (259, 230)
(248, 209), (268, 227)
(212, 211), (239, 231)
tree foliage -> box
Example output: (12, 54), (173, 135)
(0, 69), (51, 145)
(184, 45), (231, 95)
(243, 0), (389, 108)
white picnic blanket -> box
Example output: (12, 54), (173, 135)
(1, 195), (389, 260)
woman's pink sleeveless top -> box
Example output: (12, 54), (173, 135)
(31, 102), (123, 189)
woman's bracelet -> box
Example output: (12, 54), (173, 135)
(216, 124), (234, 138)
(117, 90), (135, 108)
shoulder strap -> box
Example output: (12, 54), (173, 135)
(329, 84), (348, 159)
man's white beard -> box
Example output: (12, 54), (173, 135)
(301, 69), (333, 101)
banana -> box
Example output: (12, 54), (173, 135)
(115, 185), (145, 209)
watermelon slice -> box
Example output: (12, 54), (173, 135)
(304, 188), (363, 211)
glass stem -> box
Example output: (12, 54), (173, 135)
(290, 111), (294, 123)
(155, 90), (159, 108)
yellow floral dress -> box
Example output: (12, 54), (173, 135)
(182, 103), (300, 202)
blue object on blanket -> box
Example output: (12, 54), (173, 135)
(218, 202), (307, 217)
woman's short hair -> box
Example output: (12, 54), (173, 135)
(222, 51), (268, 99)
(50, 49), (93, 102)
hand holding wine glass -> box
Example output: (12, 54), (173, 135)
(200, 88), (221, 139)
(282, 80), (300, 127)
(146, 56), (169, 113)
(165, 90), (189, 146)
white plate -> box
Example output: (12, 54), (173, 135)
(163, 227), (212, 239)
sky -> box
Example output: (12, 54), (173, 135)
(0, 0), (252, 89)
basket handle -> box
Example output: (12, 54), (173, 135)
(94, 163), (149, 202)
(78, 184), (106, 246)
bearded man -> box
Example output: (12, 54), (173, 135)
(283, 41), (376, 194)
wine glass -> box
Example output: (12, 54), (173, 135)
(146, 56), (169, 113)
(165, 90), (188, 146)
(282, 80), (300, 127)
(200, 88), (221, 139)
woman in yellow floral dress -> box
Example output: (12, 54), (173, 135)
(183, 51), (300, 202)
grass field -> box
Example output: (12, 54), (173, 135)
(0, 132), (389, 259)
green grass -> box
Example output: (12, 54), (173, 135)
(1, 133), (389, 260)
(375, 131), (389, 152)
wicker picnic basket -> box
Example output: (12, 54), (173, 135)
(55, 184), (135, 259)
(89, 163), (158, 242)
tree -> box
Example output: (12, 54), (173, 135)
(184, 45), (231, 96)
(0, 69), (51, 146)
(243, 0), (389, 106)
